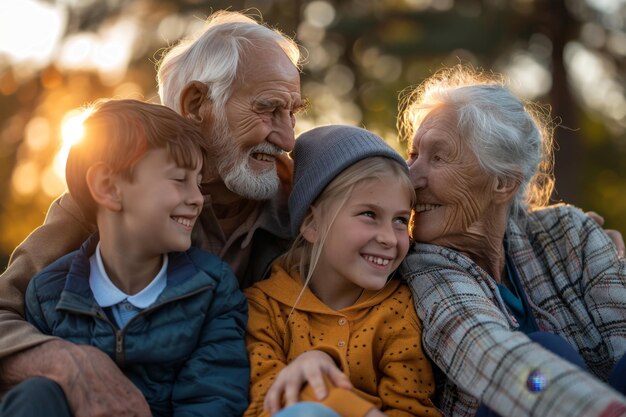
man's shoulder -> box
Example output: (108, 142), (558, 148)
(28, 250), (78, 297)
(30, 234), (96, 295)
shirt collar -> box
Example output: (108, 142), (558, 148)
(89, 242), (168, 309)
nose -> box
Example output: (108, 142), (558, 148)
(269, 109), (296, 152)
(376, 223), (398, 248)
(408, 157), (427, 190)
(187, 182), (204, 211)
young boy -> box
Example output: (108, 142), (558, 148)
(19, 99), (249, 417)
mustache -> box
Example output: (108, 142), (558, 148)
(249, 141), (283, 157)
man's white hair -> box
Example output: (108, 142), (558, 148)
(157, 10), (300, 114)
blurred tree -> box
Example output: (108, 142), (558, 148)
(1, 0), (624, 269)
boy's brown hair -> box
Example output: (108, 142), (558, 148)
(66, 99), (209, 223)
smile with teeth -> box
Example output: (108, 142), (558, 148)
(363, 254), (391, 266)
(251, 153), (276, 162)
(414, 204), (441, 213)
(172, 216), (194, 228)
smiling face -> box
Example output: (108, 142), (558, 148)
(308, 176), (412, 302)
(117, 148), (203, 256)
(407, 107), (496, 246)
(201, 43), (302, 200)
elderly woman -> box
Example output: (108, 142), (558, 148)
(398, 66), (626, 417)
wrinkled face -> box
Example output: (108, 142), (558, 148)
(117, 148), (203, 256)
(310, 178), (412, 298)
(407, 108), (495, 245)
(202, 44), (302, 200)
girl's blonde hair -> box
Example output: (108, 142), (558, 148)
(280, 156), (415, 303)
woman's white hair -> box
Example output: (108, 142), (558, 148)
(157, 10), (301, 114)
(398, 65), (555, 220)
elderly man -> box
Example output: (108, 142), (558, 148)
(0, 11), (301, 417)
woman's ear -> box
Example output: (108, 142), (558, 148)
(180, 81), (211, 123)
(85, 163), (123, 212)
(493, 174), (521, 204)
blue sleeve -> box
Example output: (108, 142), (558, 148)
(171, 260), (250, 417)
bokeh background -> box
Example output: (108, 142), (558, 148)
(1, 0), (625, 270)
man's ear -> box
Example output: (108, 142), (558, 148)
(180, 81), (211, 123)
(493, 174), (521, 204)
(300, 213), (320, 244)
(85, 163), (123, 212)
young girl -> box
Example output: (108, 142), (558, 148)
(244, 125), (441, 417)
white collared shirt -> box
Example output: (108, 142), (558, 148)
(89, 242), (168, 328)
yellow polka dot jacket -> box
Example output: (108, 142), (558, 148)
(243, 263), (441, 417)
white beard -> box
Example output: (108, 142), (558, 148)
(222, 141), (281, 200)
(211, 112), (281, 201)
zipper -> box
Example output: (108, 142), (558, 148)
(115, 331), (124, 365)
(59, 306), (125, 364)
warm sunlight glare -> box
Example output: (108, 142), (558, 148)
(54, 107), (94, 182)
(0, 0), (66, 66)
(61, 108), (90, 148)
(56, 18), (137, 85)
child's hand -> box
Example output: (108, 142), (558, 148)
(263, 350), (352, 414)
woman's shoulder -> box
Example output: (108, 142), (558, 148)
(521, 204), (601, 244)
(402, 242), (481, 276)
(526, 203), (588, 227)
(400, 243), (496, 305)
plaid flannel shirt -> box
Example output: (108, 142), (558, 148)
(401, 204), (626, 417)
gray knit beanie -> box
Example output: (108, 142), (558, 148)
(289, 124), (407, 237)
